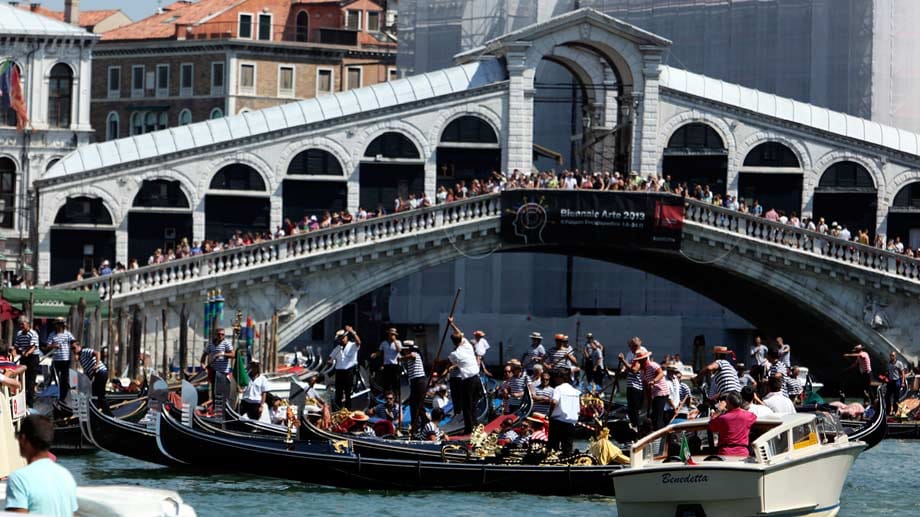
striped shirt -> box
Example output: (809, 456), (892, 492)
(855, 351), (871, 374)
(768, 361), (789, 396)
(78, 348), (107, 378)
(641, 361), (669, 398)
(523, 344), (546, 368)
(14, 329), (38, 355)
(422, 421), (442, 442)
(533, 384), (554, 415)
(548, 346), (575, 369)
(505, 374), (530, 395)
(712, 359), (742, 397)
(404, 353), (426, 380)
(207, 339), (233, 374)
(46, 331), (74, 361)
(625, 351), (643, 391)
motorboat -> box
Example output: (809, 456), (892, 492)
(611, 413), (865, 517)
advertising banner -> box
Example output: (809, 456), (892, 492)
(500, 190), (683, 250)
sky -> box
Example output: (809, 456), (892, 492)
(38, 0), (161, 22)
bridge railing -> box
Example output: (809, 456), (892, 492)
(54, 194), (502, 299)
(684, 198), (920, 280)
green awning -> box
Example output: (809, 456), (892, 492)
(6, 302), (110, 319)
(1, 287), (101, 306)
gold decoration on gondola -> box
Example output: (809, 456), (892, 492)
(284, 405), (296, 445)
(330, 408), (352, 428)
(467, 424), (500, 458)
(331, 439), (350, 454)
(440, 444), (471, 463)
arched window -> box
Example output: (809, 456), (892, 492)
(0, 158), (15, 229)
(440, 116), (498, 144)
(105, 112), (119, 141)
(157, 112), (168, 130)
(210, 107), (224, 120)
(45, 158), (60, 172)
(287, 149), (343, 176)
(209, 164), (266, 191)
(295, 11), (309, 42)
(48, 63), (73, 128)
(130, 112), (142, 135)
(818, 161), (875, 192)
(893, 183), (920, 209)
(364, 132), (420, 159)
(144, 112), (157, 133)
(54, 196), (113, 225)
(665, 123), (725, 153)
(178, 109), (192, 126)
(743, 142), (800, 168)
(133, 179), (190, 208)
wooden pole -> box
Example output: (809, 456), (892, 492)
(106, 287), (114, 366)
(152, 315), (159, 379)
(75, 297), (86, 345)
(271, 313), (279, 372)
(162, 306), (168, 378)
(427, 288), (462, 384)
(179, 303), (188, 378)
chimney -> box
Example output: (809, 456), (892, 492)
(64, 0), (80, 26)
(30, 3), (41, 12)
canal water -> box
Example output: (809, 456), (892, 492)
(58, 439), (917, 516)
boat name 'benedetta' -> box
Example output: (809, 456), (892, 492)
(660, 473), (709, 484)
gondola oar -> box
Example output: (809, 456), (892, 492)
(427, 288), (461, 386)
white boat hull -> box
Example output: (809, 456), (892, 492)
(612, 442), (863, 517)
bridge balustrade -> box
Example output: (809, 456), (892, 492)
(51, 191), (920, 299)
(53, 195), (501, 299)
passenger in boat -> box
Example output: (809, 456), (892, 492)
(200, 327), (234, 403)
(618, 338), (645, 428)
(399, 341), (428, 434)
(708, 392), (757, 457)
(634, 349), (670, 430)
(372, 390), (401, 423)
(843, 344), (873, 401)
(522, 332), (546, 373)
(446, 317), (480, 434)
(471, 330), (493, 378)
(12, 318), (39, 407)
(431, 384), (451, 415)
(346, 411), (376, 437)
(303, 372), (326, 414)
(736, 363), (757, 391)
(72, 341), (110, 414)
(371, 328), (402, 396)
(5, 415), (77, 517)
(696, 346), (742, 403)
(664, 364), (691, 422)
(328, 326), (361, 410)
(498, 416), (518, 444)
(422, 408), (445, 442)
(763, 376), (796, 416)
(523, 413), (549, 444)
(787, 366), (804, 403)
(44, 319), (75, 402)
(741, 385), (774, 418)
(885, 352), (907, 416)
(531, 368), (553, 416)
(239, 362), (269, 420)
(548, 369), (581, 455)
(776, 337), (791, 367)
(766, 348), (791, 396)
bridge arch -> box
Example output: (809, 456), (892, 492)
(281, 148), (348, 225)
(205, 163), (271, 242)
(128, 179), (194, 264)
(738, 141), (804, 218)
(888, 180), (920, 248)
(358, 128), (426, 212)
(661, 119), (729, 196)
(50, 194), (118, 283)
(435, 114), (501, 190)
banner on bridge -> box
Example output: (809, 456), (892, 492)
(500, 190), (683, 250)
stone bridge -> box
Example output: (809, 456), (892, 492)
(55, 191), (920, 365)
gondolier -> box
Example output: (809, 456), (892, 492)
(399, 340), (427, 435)
(200, 328), (234, 403)
(328, 326), (361, 410)
(72, 341), (110, 414)
(618, 337), (645, 428)
(446, 317), (479, 434)
(844, 344), (872, 400)
(13, 318), (39, 407)
(45, 319), (75, 402)
(696, 345), (742, 402)
(522, 332), (546, 373)
(371, 328), (401, 396)
(885, 352), (906, 415)
(548, 369), (581, 456)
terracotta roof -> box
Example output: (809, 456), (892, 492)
(12, 5), (125, 29)
(101, 0), (266, 41)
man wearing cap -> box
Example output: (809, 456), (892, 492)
(472, 330), (492, 378)
(371, 328), (401, 396)
(446, 317), (480, 434)
(399, 340), (427, 434)
(45, 319), (75, 402)
(844, 344), (872, 400)
(201, 327), (234, 403)
(548, 369), (581, 455)
(696, 346), (742, 403)
(327, 326), (361, 410)
(633, 349), (670, 430)
(522, 332), (546, 372)
(618, 337), (645, 428)
(13, 318), (39, 406)
(582, 333), (603, 387)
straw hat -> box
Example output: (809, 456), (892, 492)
(554, 333), (566, 341)
(530, 331), (543, 340)
(349, 410), (369, 422)
(386, 327), (399, 336)
(713, 345), (731, 356)
(526, 412), (548, 426)
(852, 344), (865, 351)
(334, 329), (347, 339)
(632, 347), (651, 361)
(473, 330), (486, 337)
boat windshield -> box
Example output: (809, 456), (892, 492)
(634, 420), (784, 465)
(812, 411), (843, 443)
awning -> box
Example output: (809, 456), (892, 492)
(533, 143), (563, 164)
(1, 287), (109, 319)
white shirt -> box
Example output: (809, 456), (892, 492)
(666, 376), (681, 410)
(751, 344), (768, 366)
(378, 340), (402, 365)
(550, 382), (581, 424)
(432, 393), (450, 411)
(448, 340), (480, 379)
(745, 403), (775, 418)
(242, 375), (269, 403)
(331, 342), (359, 370)
(763, 392), (796, 416)
(563, 177), (577, 189)
(473, 337), (490, 358)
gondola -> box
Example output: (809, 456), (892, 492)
(441, 375), (492, 436)
(156, 410), (622, 496)
(53, 395), (149, 453)
(803, 385), (887, 449)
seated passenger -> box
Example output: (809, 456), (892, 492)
(497, 416), (518, 444)
(303, 372), (326, 414)
(708, 392), (757, 457)
(346, 411), (377, 437)
(422, 408), (445, 442)
(371, 390), (401, 423)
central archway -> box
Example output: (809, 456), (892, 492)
(283, 148), (347, 224)
(128, 179), (193, 263)
(359, 132), (424, 212)
(662, 123), (728, 195)
(50, 196), (115, 283)
(205, 164), (270, 242)
(739, 142), (803, 217)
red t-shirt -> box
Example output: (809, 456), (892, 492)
(709, 408), (757, 456)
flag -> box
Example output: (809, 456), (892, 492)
(679, 432), (697, 465)
(10, 65), (27, 131)
(233, 347), (250, 388)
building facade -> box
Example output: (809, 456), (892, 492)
(89, 0), (397, 145)
(0, 3), (97, 285)
(9, 2), (132, 34)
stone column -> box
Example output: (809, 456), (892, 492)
(76, 43), (94, 132)
(503, 49), (535, 174)
(347, 162), (360, 214)
(193, 197), (205, 245)
(632, 46), (666, 176)
(800, 172), (816, 219)
(115, 216), (128, 270)
(269, 184), (282, 234)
